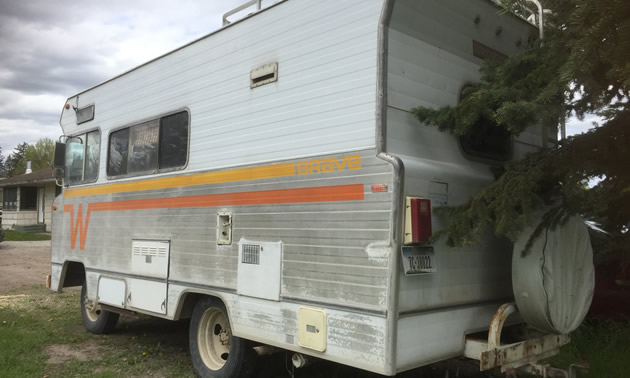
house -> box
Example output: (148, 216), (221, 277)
(0, 167), (60, 232)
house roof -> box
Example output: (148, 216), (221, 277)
(0, 167), (56, 187)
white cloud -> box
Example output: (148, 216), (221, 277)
(0, 0), (249, 157)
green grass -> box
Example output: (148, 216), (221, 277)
(3, 230), (51, 241)
(547, 320), (630, 378)
(0, 285), (194, 378)
(1, 285), (627, 377)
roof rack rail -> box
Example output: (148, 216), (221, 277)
(222, 0), (263, 26)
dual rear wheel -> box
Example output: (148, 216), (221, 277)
(189, 297), (257, 378)
(80, 283), (256, 377)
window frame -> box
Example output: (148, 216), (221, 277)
(456, 84), (513, 164)
(106, 108), (191, 180)
(64, 127), (102, 186)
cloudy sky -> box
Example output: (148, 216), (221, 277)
(0, 0), (594, 158)
(0, 0), (274, 156)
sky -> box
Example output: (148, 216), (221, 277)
(0, 0), (269, 157)
(0, 0), (594, 158)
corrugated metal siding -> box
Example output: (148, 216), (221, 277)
(54, 150), (394, 311)
(60, 0), (382, 177)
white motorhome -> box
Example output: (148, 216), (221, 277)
(49, 0), (591, 376)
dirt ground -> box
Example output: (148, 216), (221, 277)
(0, 240), (51, 294)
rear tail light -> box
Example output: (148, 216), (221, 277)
(404, 197), (432, 245)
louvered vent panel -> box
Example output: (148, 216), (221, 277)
(242, 244), (261, 265)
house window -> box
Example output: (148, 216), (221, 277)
(107, 110), (189, 177)
(2, 188), (17, 210)
(65, 130), (101, 185)
(20, 187), (38, 210)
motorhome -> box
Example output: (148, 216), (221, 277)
(49, 0), (592, 376)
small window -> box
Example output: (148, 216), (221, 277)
(20, 187), (37, 210)
(159, 112), (189, 169)
(459, 118), (512, 161)
(129, 119), (159, 173)
(458, 86), (511, 162)
(108, 128), (129, 176)
(3, 188), (17, 210)
(65, 130), (101, 185)
(108, 111), (189, 177)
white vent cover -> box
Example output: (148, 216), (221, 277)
(241, 244), (261, 265)
(250, 62), (278, 88)
(131, 240), (170, 278)
(237, 239), (282, 301)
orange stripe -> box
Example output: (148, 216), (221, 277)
(89, 184), (364, 212)
(64, 163), (296, 198)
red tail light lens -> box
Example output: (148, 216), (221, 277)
(405, 197), (432, 244)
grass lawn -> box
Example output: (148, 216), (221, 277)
(547, 319), (630, 378)
(1, 284), (627, 377)
(3, 230), (51, 241)
(0, 285), (194, 378)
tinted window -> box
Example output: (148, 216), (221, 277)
(159, 111), (188, 169)
(459, 117), (512, 161)
(458, 86), (511, 162)
(85, 131), (100, 181)
(108, 128), (129, 176)
(65, 130), (100, 185)
(108, 110), (189, 178)
(129, 120), (159, 173)
(20, 186), (37, 210)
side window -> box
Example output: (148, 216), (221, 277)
(458, 86), (511, 162)
(85, 131), (100, 181)
(65, 130), (101, 185)
(108, 111), (189, 178)
(159, 112), (189, 169)
(108, 128), (129, 176)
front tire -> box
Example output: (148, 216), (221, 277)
(189, 297), (256, 378)
(80, 282), (119, 334)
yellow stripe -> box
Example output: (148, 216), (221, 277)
(64, 163), (296, 198)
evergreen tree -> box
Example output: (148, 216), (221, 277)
(4, 142), (30, 177)
(411, 0), (630, 264)
(0, 147), (5, 177)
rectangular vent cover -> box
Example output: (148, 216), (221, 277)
(241, 244), (261, 265)
(132, 245), (168, 258)
(250, 62), (278, 88)
(76, 105), (95, 124)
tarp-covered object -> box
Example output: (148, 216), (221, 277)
(512, 215), (595, 334)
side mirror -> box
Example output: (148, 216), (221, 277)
(53, 142), (66, 179)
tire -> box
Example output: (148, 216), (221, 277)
(189, 297), (257, 378)
(80, 282), (119, 334)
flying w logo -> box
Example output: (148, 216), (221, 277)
(63, 204), (92, 250)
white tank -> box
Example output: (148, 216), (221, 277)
(512, 214), (595, 334)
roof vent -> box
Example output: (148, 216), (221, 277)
(26, 161), (32, 174)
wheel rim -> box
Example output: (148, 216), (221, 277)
(84, 294), (101, 322)
(197, 308), (231, 370)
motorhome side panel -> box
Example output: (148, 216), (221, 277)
(50, 0), (398, 374)
(383, 0), (538, 371)
(57, 0), (383, 174)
